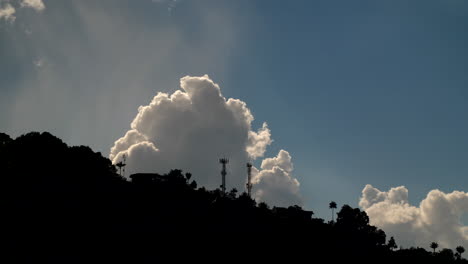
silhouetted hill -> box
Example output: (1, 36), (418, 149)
(2, 132), (467, 263)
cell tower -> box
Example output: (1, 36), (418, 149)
(246, 162), (253, 198)
(122, 154), (126, 177)
(116, 154), (126, 177)
(219, 158), (229, 194)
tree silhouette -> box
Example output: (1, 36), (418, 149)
(258, 202), (269, 210)
(185, 172), (192, 182)
(430, 242), (439, 253)
(227, 188), (238, 199)
(329, 201), (337, 222)
(439, 248), (456, 262)
(336, 204), (370, 230)
(388, 236), (397, 251)
(4, 130), (468, 263)
(0, 132), (12, 146)
(189, 180), (197, 189)
(457, 246), (465, 260)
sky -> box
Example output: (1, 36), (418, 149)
(1, 0), (468, 249)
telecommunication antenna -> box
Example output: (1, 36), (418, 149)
(219, 158), (229, 194)
(116, 154), (126, 177)
(246, 162), (253, 198)
(122, 154), (126, 177)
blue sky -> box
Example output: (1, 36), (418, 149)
(1, 0), (468, 222)
(229, 0), (468, 217)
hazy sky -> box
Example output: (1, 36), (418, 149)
(2, 0), (468, 248)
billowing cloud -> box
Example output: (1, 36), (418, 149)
(360, 184), (468, 249)
(247, 122), (273, 160)
(110, 75), (302, 207)
(252, 150), (302, 207)
(0, 4), (15, 22)
(21, 0), (45, 11)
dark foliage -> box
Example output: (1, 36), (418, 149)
(2, 131), (467, 263)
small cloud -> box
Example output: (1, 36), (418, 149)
(152, 0), (178, 13)
(0, 3), (16, 23)
(168, 0), (177, 12)
(33, 58), (44, 68)
(21, 0), (45, 12)
(252, 150), (302, 207)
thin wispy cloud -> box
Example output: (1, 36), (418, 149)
(3, 0), (242, 155)
(152, 0), (178, 13)
(33, 58), (43, 68)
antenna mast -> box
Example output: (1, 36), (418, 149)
(246, 162), (253, 198)
(116, 154), (126, 177)
(122, 154), (126, 177)
(219, 158), (229, 194)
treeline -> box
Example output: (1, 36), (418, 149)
(1, 131), (466, 263)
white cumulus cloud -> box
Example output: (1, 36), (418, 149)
(21, 0), (45, 12)
(252, 150), (302, 207)
(0, 4), (16, 22)
(110, 75), (302, 207)
(360, 184), (468, 249)
(0, 0), (44, 23)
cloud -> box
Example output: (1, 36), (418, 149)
(360, 184), (468, 249)
(110, 75), (302, 207)
(0, 4), (15, 22)
(3, 0), (248, 156)
(252, 150), (302, 207)
(33, 58), (44, 67)
(21, 0), (45, 12)
(0, 0), (44, 23)
(152, 0), (178, 12)
(247, 122), (273, 160)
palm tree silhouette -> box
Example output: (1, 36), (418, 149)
(456, 246), (465, 259)
(430, 242), (438, 254)
(329, 201), (337, 222)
